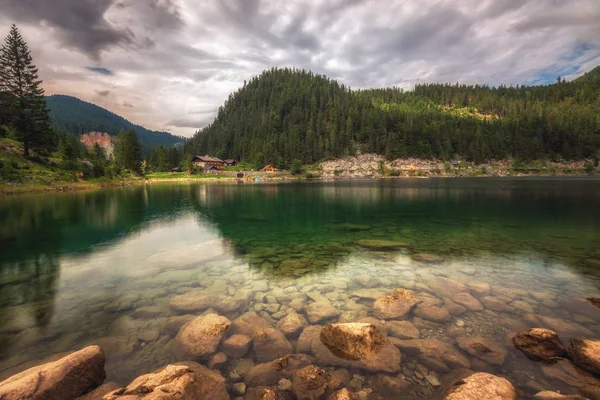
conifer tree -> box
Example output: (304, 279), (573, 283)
(0, 24), (53, 156)
(114, 128), (142, 174)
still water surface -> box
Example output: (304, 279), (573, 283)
(1, 178), (600, 398)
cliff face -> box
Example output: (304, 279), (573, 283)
(80, 132), (114, 156)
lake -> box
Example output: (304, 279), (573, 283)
(1, 178), (600, 399)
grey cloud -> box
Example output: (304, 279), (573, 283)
(95, 89), (111, 97)
(513, 11), (600, 32)
(123, 101), (134, 107)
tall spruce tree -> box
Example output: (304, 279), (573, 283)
(0, 24), (53, 156)
(114, 128), (142, 174)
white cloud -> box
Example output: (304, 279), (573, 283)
(0, 0), (598, 137)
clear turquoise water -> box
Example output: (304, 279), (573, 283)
(1, 178), (600, 398)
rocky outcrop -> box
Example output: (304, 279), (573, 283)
(173, 313), (231, 359)
(253, 328), (294, 363)
(456, 337), (507, 365)
(568, 338), (600, 375)
(512, 329), (567, 363)
(0, 345), (106, 400)
(444, 372), (516, 400)
(373, 289), (420, 319)
(292, 365), (331, 400)
(103, 362), (229, 399)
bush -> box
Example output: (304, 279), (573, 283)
(389, 169), (400, 176)
(291, 159), (303, 175)
(584, 161), (594, 173)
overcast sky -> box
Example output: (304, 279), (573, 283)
(1, 0), (599, 137)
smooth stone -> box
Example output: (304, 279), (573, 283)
(452, 293), (484, 311)
(414, 303), (451, 323)
(276, 312), (308, 337)
(512, 328), (567, 363)
(220, 334), (252, 358)
(229, 312), (272, 337)
(328, 388), (356, 400)
(368, 374), (412, 397)
(129, 306), (163, 319)
(75, 381), (121, 400)
(208, 352), (228, 370)
(0, 346), (105, 400)
(372, 289), (420, 320)
(103, 362), (229, 400)
(305, 301), (341, 324)
(386, 320), (420, 339)
(568, 338), (600, 375)
(174, 313), (231, 359)
(253, 328), (293, 363)
(480, 296), (513, 312)
(456, 337), (507, 365)
(244, 354), (314, 387)
(391, 338), (471, 372)
(444, 372), (516, 400)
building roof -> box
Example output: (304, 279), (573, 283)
(193, 155), (224, 163)
(224, 159), (236, 163)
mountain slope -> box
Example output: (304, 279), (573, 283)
(47, 95), (185, 151)
(185, 67), (600, 166)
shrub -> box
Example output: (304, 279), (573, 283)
(291, 159), (303, 175)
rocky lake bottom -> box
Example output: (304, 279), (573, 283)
(1, 179), (600, 399)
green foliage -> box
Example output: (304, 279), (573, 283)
(186, 67), (600, 165)
(46, 95), (185, 152)
(291, 159), (303, 175)
(377, 160), (385, 175)
(114, 129), (142, 174)
(584, 160), (595, 173)
(0, 24), (54, 157)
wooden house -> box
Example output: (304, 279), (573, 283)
(261, 164), (277, 173)
(192, 155), (224, 168)
(224, 159), (237, 166)
(170, 167), (182, 173)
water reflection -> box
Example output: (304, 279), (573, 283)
(1, 179), (600, 395)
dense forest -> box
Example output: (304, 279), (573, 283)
(47, 95), (185, 152)
(186, 67), (600, 167)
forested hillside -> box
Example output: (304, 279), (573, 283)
(47, 95), (185, 151)
(185, 67), (600, 166)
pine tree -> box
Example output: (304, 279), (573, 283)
(114, 128), (142, 174)
(0, 24), (53, 156)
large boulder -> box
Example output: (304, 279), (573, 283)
(567, 338), (600, 375)
(512, 329), (567, 363)
(0, 345), (105, 400)
(320, 323), (387, 361)
(229, 312), (272, 337)
(292, 365), (332, 400)
(444, 372), (516, 400)
(311, 326), (401, 373)
(103, 362), (229, 399)
(253, 328), (294, 363)
(174, 313), (231, 359)
(372, 289), (420, 320)
(456, 337), (507, 365)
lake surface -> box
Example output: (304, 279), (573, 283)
(1, 178), (600, 398)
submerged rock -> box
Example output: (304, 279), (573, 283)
(586, 298), (600, 309)
(456, 337), (507, 366)
(220, 334), (252, 358)
(76, 381), (121, 400)
(328, 388), (356, 400)
(355, 239), (411, 251)
(0, 346), (105, 400)
(414, 302), (451, 323)
(103, 362), (229, 400)
(412, 253), (443, 264)
(444, 372), (516, 400)
(244, 354), (314, 387)
(372, 289), (420, 320)
(451, 293), (484, 311)
(391, 338), (471, 372)
(174, 313), (231, 359)
(320, 323), (387, 361)
(253, 328), (294, 363)
(368, 374), (412, 397)
(386, 320), (420, 339)
(229, 312), (272, 337)
(305, 300), (341, 324)
(567, 338), (600, 375)
(512, 328), (567, 363)
(276, 312), (308, 337)
(292, 365), (331, 400)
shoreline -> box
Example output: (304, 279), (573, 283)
(1, 171), (597, 195)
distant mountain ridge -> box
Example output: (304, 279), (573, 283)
(46, 95), (185, 151)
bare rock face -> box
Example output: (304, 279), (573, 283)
(276, 312), (308, 337)
(456, 337), (507, 366)
(320, 323), (387, 361)
(373, 289), (420, 320)
(292, 365), (331, 400)
(103, 362), (229, 400)
(512, 329), (567, 363)
(444, 372), (516, 400)
(568, 338), (600, 375)
(174, 313), (231, 359)
(253, 328), (294, 363)
(220, 334), (252, 358)
(0, 345), (105, 400)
